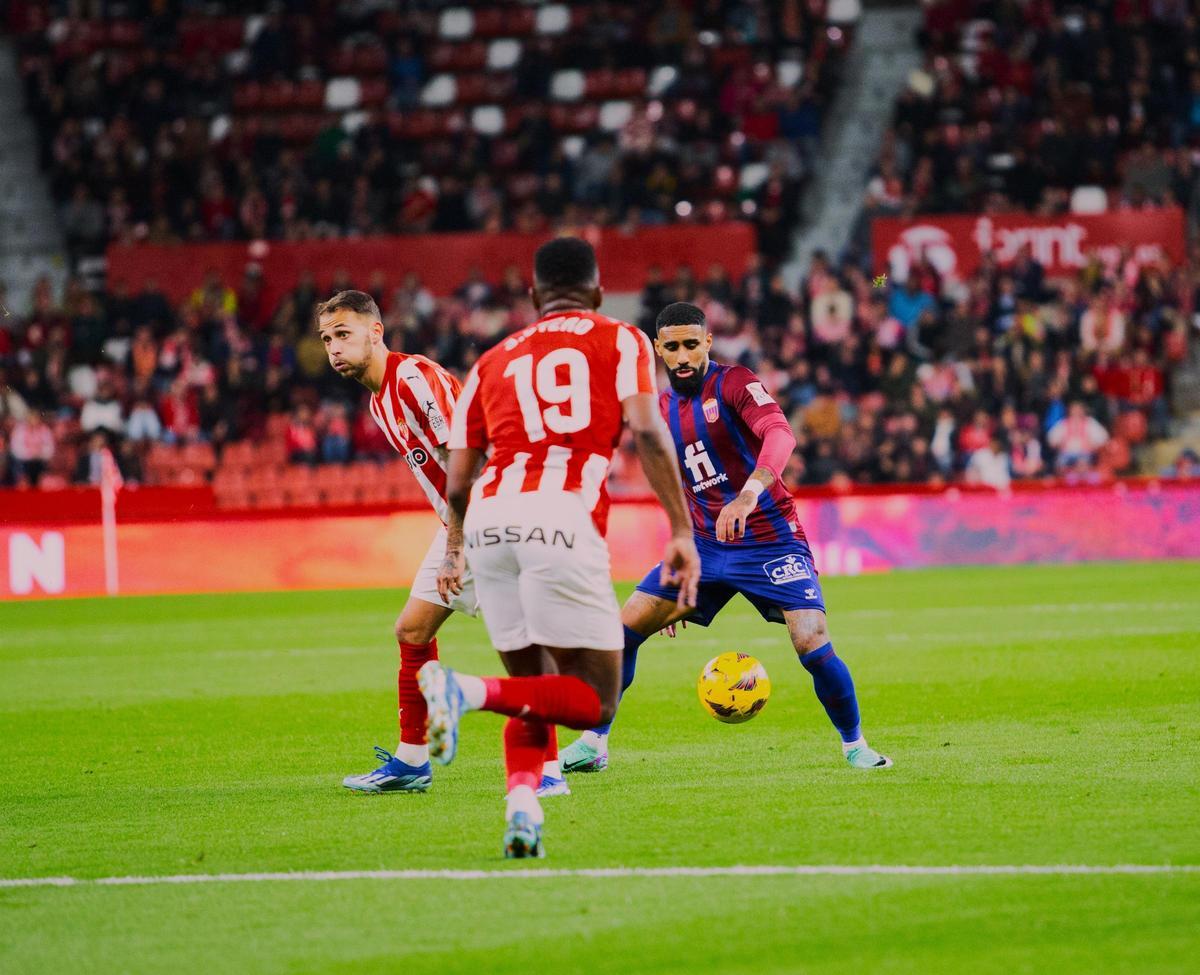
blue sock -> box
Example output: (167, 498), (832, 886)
(589, 626), (645, 736)
(799, 642), (862, 743)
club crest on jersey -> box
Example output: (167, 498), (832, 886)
(763, 554), (811, 586)
(702, 397), (720, 423)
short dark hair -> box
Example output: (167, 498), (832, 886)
(315, 289), (380, 322)
(534, 237), (598, 291)
(655, 301), (706, 333)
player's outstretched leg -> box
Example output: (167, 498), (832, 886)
(561, 625), (645, 773)
(787, 610), (892, 769)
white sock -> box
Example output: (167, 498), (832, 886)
(542, 759), (561, 779)
(394, 742), (429, 766)
(842, 736), (867, 754)
(581, 730), (608, 750)
(455, 673), (487, 710)
(505, 785), (544, 825)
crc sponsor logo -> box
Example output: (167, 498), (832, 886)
(683, 441), (727, 492)
(466, 526), (576, 548)
(405, 447), (429, 470)
(762, 553), (811, 586)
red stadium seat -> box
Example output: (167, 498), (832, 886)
(358, 78), (390, 108)
(295, 80), (326, 111)
(472, 8), (508, 37)
(327, 47), (356, 75)
(233, 83), (263, 113)
(353, 46), (389, 76)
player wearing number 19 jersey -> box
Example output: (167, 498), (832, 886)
(561, 301), (892, 773)
(417, 238), (700, 857)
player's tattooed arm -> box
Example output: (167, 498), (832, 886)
(437, 446), (484, 601)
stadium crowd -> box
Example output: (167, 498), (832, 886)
(0, 239), (1193, 497)
(11, 0), (847, 266)
(863, 0), (1200, 228)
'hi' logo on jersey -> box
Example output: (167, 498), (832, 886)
(683, 441), (728, 492)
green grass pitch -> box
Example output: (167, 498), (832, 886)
(2, 561), (1199, 974)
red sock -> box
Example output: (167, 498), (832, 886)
(504, 717), (548, 793)
(545, 725), (559, 764)
(398, 640), (438, 745)
(481, 675), (602, 729)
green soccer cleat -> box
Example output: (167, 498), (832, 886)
(560, 736), (608, 774)
(845, 744), (893, 769)
(503, 811), (545, 859)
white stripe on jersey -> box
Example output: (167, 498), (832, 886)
(496, 452), (531, 496)
(615, 325), (643, 401)
(538, 445), (572, 494)
(397, 360), (451, 446)
(378, 381), (448, 521)
(470, 465), (499, 503)
(579, 453), (610, 512)
(448, 366), (481, 451)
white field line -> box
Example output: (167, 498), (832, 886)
(2, 864), (1197, 890)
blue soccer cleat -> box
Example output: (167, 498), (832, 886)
(417, 660), (465, 766)
(536, 774), (571, 797)
(503, 811), (545, 859)
(342, 746), (432, 793)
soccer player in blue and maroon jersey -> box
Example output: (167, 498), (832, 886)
(561, 301), (892, 772)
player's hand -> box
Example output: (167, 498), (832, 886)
(715, 492), (757, 542)
(660, 620), (688, 638)
(436, 547), (465, 602)
(660, 534), (701, 609)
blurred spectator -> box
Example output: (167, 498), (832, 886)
(9, 412), (55, 486)
(965, 437), (1012, 490)
(1047, 402), (1110, 470)
(287, 406), (320, 465)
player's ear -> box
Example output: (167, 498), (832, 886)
(530, 284), (542, 312)
(371, 319), (384, 342)
(703, 330), (713, 352)
(590, 284), (603, 310)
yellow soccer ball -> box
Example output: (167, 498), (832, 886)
(697, 652), (771, 724)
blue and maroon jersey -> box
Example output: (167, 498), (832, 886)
(662, 361), (804, 544)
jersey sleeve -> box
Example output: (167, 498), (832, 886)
(722, 365), (789, 437)
(447, 362), (488, 450)
(615, 324), (656, 400)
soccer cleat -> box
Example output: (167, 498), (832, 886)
(342, 746), (432, 794)
(560, 737), (608, 773)
(417, 660), (464, 766)
(845, 745), (893, 769)
(503, 811), (545, 859)
(536, 774), (571, 797)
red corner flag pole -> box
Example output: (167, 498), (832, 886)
(99, 447), (123, 596)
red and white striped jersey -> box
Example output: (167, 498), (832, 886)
(368, 351), (461, 522)
(448, 309), (656, 535)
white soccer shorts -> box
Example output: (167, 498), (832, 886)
(410, 526), (481, 618)
(463, 490), (623, 652)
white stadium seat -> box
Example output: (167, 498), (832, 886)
(209, 115), (231, 142)
(827, 0), (862, 25)
(739, 162), (769, 192)
(487, 39), (522, 71)
(599, 100), (633, 132)
(561, 135), (586, 158)
(324, 77), (361, 111)
(536, 4), (570, 35)
(341, 111), (368, 134)
(550, 69), (585, 102)
(647, 65), (678, 97)
(439, 7), (474, 40)
(1070, 186), (1109, 214)
(243, 15), (265, 44)
(777, 60), (804, 88)
(420, 74), (458, 108)
(471, 106), (506, 136)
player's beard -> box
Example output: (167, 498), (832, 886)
(667, 364), (706, 398)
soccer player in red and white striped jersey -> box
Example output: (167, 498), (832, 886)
(420, 238), (700, 857)
(318, 289), (567, 797)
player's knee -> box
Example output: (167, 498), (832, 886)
(789, 612), (830, 654)
(395, 613), (434, 646)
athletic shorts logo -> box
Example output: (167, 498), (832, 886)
(703, 397), (720, 423)
(406, 447), (429, 469)
(763, 553), (811, 586)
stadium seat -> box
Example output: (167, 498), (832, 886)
(438, 7), (474, 40)
(534, 4), (570, 35)
(647, 65), (679, 97)
(827, 0), (863, 25)
(295, 80), (325, 111)
(353, 46), (388, 76)
(1070, 186), (1108, 214)
(358, 78), (389, 107)
(550, 70), (585, 102)
(486, 39), (522, 71)
(325, 78), (360, 111)
(421, 74), (458, 108)
(471, 105), (508, 136)
(599, 101), (634, 132)
(777, 60), (804, 88)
